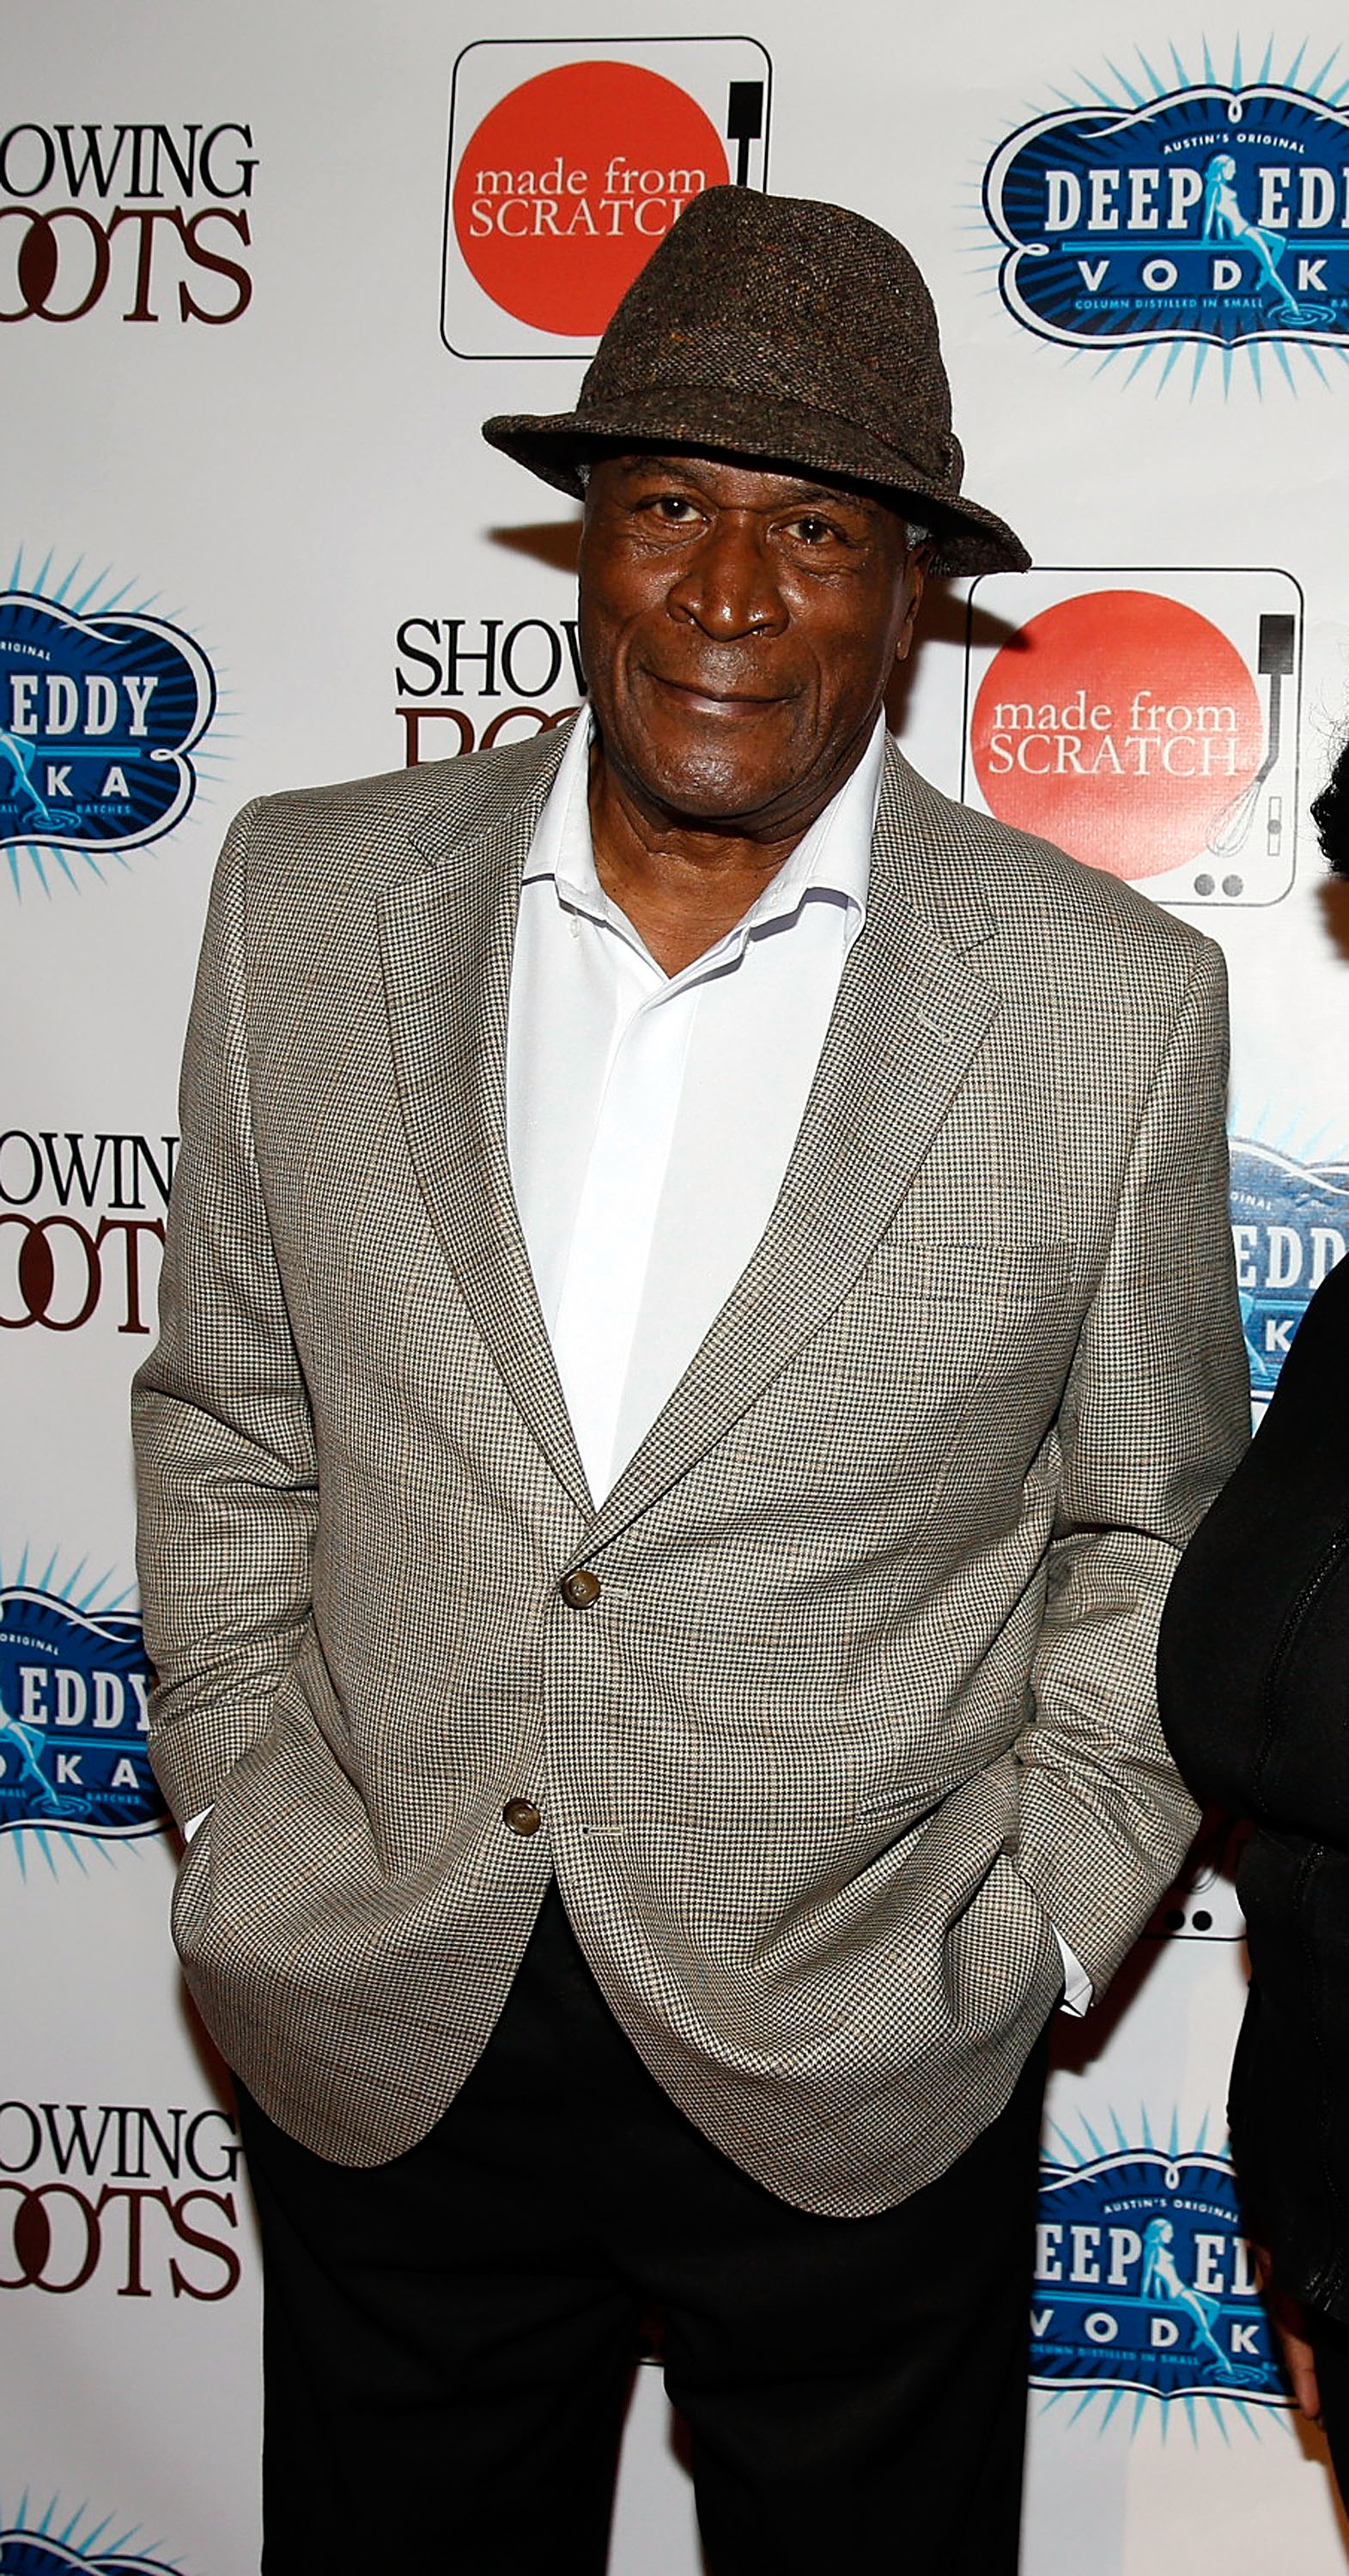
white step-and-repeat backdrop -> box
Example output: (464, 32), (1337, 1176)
(5, 3), (1349, 2568)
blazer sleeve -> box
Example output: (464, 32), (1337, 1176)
(1010, 936), (1251, 1994)
(131, 805), (319, 1829)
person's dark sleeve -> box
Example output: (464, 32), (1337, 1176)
(1158, 1255), (1349, 1840)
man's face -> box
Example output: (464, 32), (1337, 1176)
(577, 453), (925, 841)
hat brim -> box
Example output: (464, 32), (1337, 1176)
(481, 390), (1030, 578)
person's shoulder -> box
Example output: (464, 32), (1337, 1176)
(227, 723), (571, 890)
(882, 746), (1220, 990)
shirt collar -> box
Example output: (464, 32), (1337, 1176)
(522, 704), (880, 959)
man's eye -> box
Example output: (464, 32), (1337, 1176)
(648, 495), (699, 522)
(787, 514), (840, 544)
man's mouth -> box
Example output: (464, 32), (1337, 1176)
(644, 672), (787, 713)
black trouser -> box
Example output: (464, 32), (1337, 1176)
(235, 1882), (1048, 2575)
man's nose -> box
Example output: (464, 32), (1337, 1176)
(668, 517), (786, 639)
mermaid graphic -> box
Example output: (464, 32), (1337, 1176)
(1140, 2216), (1232, 2372)
(1201, 154), (1302, 319)
(0, 727), (80, 832)
(0, 1682), (63, 1815)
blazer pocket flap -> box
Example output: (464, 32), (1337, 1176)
(884, 1240), (1074, 1307)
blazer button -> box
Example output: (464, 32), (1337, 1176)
(502, 1798), (542, 1837)
(560, 1568), (601, 1609)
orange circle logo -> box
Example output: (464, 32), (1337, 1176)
(453, 62), (729, 337)
(970, 591), (1264, 878)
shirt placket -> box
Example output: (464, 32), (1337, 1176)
(550, 949), (699, 1504)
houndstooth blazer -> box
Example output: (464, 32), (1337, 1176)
(132, 723), (1249, 2214)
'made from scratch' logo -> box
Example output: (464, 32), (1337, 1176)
(1230, 1137), (1349, 1407)
(0, 1569), (163, 1843)
(1, 563), (216, 896)
(961, 567), (1302, 909)
(0, 117), (255, 325)
(443, 37), (771, 357)
(983, 43), (1349, 388)
(1033, 2123), (1283, 2421)
(1140, 1807), (1249, 1944)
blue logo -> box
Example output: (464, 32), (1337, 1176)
(1, 555), (221, 897)
(0, 1577), (164, 1843)
(983, 44), (1349, 387)
(0, 2540), (178, 2576)
(1229, 1138), (1349, 1405)
(1034, 2123), (1284, 2422)
(0, 2501), (181, 2575)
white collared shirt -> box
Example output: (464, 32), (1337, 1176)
(506, 703), (878, 1506)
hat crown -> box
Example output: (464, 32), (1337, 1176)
(580, 188), (957, 487)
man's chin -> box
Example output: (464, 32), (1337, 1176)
(606, 740), (808, 836)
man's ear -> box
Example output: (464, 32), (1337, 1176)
(894, 548), (930, 665)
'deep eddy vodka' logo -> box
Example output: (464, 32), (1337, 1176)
(1, 556), (218, 898)
(982, 42), (1349, 389)
(0, 1562), (164, 1847)
(443, 36), (771, 357)
(1229, 1138), (1349, 1408)
(1034, 2121), (1283, 2423)
(0, 2498), (182, 2576)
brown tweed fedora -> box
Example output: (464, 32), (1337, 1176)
(482, 186), (1029, 578)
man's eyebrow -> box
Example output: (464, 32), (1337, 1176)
(754, 483), (891, 526)
(776, 485), (878, 513)
(611, 458), (881, 513)
(609, 455), (711, 484)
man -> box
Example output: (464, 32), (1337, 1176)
(133, 187), (1249, 2573)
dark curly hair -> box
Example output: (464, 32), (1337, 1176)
(1311, 735), (1349, 878)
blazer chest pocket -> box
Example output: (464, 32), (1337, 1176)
(879, 1238), (1075, 1310)
(876, 1237), (1081, 1365)
(823, 1235), (1079, 1392)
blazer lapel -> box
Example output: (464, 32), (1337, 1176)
(380, 750), (593, 1513)
(586, 747), (1002, 1551)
